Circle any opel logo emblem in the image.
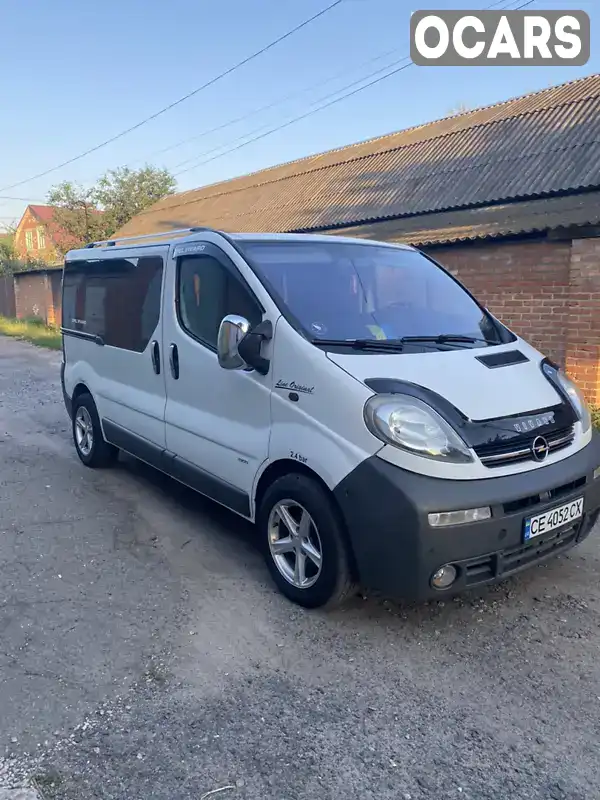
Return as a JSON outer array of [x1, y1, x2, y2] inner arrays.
[[531, 435, 550, 462]]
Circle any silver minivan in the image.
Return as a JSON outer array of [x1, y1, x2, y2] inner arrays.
[[61, 227, 600, 607]]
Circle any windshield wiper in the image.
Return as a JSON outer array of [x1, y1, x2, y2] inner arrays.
[[399, 334, 494, 346], [311, 334, 497, 352], [310, 338, 406, 351], [311, 334, 494, 351]]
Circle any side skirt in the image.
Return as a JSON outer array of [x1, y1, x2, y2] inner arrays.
[[102, 419, 251, 519]]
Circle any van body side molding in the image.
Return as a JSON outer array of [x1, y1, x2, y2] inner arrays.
[[101, 419, 251, 518]]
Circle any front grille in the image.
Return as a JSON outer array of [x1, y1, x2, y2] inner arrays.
[[503, 476, 586, 515], [502, 525, 578, 572], [475, 425, 575, 468], [464, 523, 580, 586]]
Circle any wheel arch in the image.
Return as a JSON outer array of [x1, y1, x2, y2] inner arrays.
[[254, 458, 359, 581], [72, 382, 91, 402]]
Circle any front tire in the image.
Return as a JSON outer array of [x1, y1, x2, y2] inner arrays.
[[258, 473, 354, 608], [72, 393, 118, 468]]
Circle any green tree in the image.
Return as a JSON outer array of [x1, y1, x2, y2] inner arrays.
[[47, 181, 108, 254], [47, 165, 176, 252], [94, 165, 176, 234], [0, 226, 23, 275], [0, 225, 54, 274], [0, 229, 17, 262]]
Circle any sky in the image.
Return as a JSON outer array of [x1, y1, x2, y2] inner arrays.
[[0, 0, 597, 229]]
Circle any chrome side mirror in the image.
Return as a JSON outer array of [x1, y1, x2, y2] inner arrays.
[[217, 314, 251, 370]]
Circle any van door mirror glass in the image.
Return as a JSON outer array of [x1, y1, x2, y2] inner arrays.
[[217, 314, 251, 370]]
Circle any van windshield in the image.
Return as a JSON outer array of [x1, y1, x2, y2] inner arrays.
[[239, 241, 503, 348]]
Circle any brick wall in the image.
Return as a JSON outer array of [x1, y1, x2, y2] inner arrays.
[[565, 238, 600, 403], [426, 239, 572, 368], [348, 223, 600, 403], [14, 270, 62, 326]]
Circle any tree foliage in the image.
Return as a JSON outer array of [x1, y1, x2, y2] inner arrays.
[[95, 166, 176, 234], [46, 182, 107, 251], [0, 229, 17, 262], [0, 227, 46, 275], [47, 165, 177, 252], [0, 232, 19, 275]]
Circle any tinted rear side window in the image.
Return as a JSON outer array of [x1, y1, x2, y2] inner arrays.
[[62, 255, 163, 352]]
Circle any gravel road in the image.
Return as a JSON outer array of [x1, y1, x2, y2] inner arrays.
[[1, 336, 600, 800]]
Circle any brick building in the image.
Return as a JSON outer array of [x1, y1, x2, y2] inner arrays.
[[116, 75, 600, 401], [13, 205, 77, 265]]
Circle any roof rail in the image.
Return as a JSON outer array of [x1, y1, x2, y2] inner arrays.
[[83, 226, 217, 249]]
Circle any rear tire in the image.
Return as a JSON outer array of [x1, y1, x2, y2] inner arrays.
[[72, 393, 118, 468], [258, 473, 355, 608]]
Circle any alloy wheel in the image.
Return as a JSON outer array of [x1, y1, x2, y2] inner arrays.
[[267, 499, 323, 589]]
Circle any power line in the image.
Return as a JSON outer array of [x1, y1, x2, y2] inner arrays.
[[153, 0, 533, 173], [3, 0, 534, 198], [136, 46, 405, 165], [0, 0, 345, 193], [0, 195, 45, 201], [137, 0, 527, 211], [171, 60, 413, 179], [170, 54, 411, 172], [99, 0, 531, 177], [172, 0, 533, 180]]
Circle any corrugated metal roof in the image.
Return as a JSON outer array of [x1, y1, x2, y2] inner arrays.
[[117, 75, 600, 239], [331, 192, 600, 247]]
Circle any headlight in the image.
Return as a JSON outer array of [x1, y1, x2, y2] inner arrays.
[[364, 394, 473, 463], [542, 362, 591, 433]]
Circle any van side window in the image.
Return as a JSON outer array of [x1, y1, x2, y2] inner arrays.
[[62, 255, 163, 352], [178, 254, 262, 349]]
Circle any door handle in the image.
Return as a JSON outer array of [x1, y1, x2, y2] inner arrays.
[[169, 343, 179, 380], [151, 340, 160, 375]]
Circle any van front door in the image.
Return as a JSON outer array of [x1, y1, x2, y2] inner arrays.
[[162, 242, 272, 518]]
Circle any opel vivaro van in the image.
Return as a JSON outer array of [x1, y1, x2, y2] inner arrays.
[[61, 228, 600, 607]]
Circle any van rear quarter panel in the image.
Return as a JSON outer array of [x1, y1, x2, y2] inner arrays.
[[261, 317, 382, 494], [63, 336, 166, 446], [63, 336, 94, 398]]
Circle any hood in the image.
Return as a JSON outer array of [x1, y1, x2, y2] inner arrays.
[[327, 342, 562, 421]]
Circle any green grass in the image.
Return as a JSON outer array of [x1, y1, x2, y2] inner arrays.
[[592, 405, 600, 431], [0, 316, 62, 349]]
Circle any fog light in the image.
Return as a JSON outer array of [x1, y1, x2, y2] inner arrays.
[[594, 466, 600, 481], [431, 564, 458, 590], [428, 507, 491, 527]]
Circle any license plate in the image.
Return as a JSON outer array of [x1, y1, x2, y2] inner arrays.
[[524, 497, 584, 541]]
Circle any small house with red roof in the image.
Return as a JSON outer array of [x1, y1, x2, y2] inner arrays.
[[13, 204, 79, 265]]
